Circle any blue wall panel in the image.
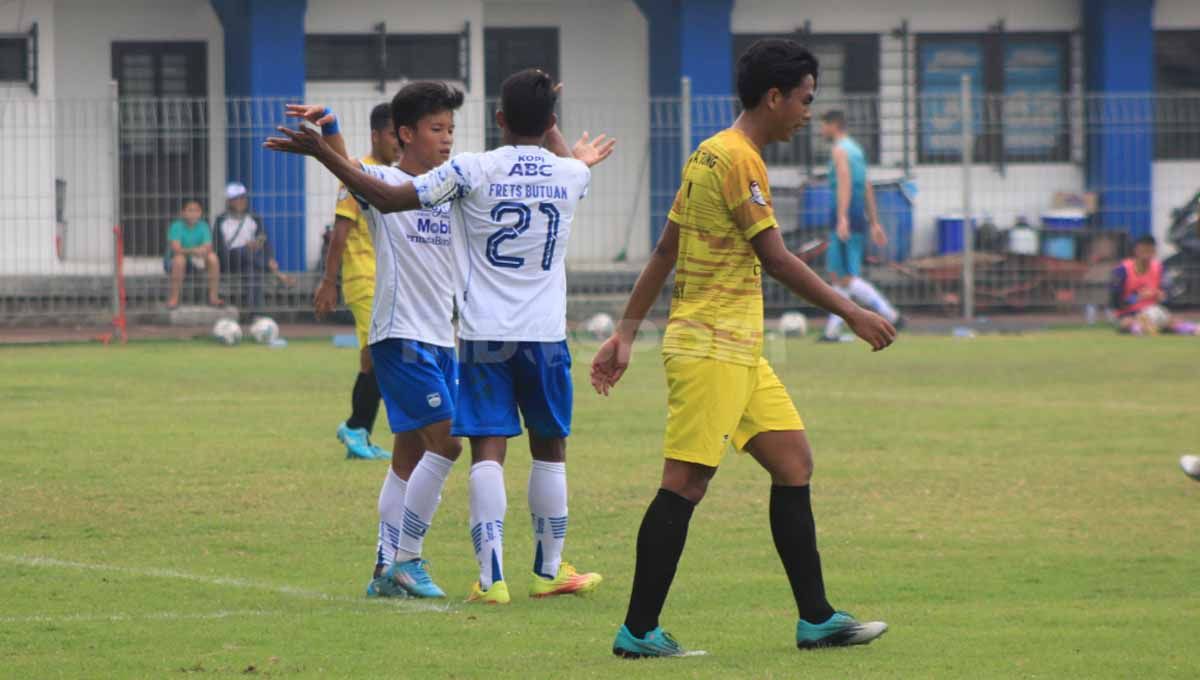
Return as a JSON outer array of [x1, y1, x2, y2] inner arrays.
[[212, 0, 308, 271]]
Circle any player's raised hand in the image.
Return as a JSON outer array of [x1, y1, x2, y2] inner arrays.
[[845, 309, 897, 352], [572, 131, 617, 168], [590, 333, 632, 396], [264, 123, 329, 158], [284, 103, 336, 127]]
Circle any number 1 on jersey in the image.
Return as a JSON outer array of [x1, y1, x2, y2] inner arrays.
[[486, 201, 560, 271]]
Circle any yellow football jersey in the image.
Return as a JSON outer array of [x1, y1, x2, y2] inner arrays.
[[663, 128, 777, 367], [333, 155, 380, 305]]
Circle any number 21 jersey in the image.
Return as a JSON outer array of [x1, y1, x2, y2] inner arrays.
[[413, 145, 591, 342]]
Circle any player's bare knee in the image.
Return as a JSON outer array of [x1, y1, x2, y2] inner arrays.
[[438, 436, 463, 461], [470, 436, 507, 465], [784, 456, 814, 486], [661, 460, 715, 504], [529, 435, 566, 463]]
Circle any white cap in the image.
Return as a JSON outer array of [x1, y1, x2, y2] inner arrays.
[[225, 182, 248, 200]]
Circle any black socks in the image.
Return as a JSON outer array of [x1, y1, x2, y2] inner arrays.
[[623, 489, 696, 638], [346, 372, 382, 434], [770, 484, 835, 624]]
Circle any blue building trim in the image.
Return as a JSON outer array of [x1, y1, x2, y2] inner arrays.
[[679, 0, 733, 98], [1083, 0, 1154, 239], [211, 0, 308, 271], [636, 0, 734, 246]]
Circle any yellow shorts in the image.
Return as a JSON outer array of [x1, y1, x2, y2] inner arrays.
[[662, 354, 804, 468], [348, 297, 373, 349]]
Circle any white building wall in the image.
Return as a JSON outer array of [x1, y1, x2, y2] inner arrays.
[[303, 0, 486, 269], [484, 0, 650, 263], [1155, 0, 1200, 28], [0, 0, 57, 276], [734, 0, 1086, 256], [1153, 0, 1200, 253], [52, 0, 223, 270]]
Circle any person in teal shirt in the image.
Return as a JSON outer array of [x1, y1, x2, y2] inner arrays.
[[165, 199, 222, 308], [818, 110, 903, 341]]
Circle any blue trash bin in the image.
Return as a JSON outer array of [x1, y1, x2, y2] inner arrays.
[[938, 215, 977, 255], [801, 182, 832, 231], [874, 181, 914, 262]]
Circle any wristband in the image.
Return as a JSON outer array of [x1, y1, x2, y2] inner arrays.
[[321, 108, 340, 136]]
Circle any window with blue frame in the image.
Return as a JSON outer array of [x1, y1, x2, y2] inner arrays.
[[1155, 30, 1200, 160], [917, 33, 1070, 164]]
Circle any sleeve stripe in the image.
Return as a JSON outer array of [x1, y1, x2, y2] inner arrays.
[[743, 217, 777, 240]]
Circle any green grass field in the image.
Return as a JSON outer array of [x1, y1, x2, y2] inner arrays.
[[2, 331, 1198, 678]]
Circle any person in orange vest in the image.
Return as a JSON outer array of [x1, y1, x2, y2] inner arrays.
[[1109, 235, 1197, 335]]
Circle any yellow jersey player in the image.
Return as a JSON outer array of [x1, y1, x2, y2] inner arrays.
[[592, 39, 896, 658], [314, 103, 399, 460]]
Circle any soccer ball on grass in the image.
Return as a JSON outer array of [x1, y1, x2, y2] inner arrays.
[[779, 311, 808, 337], [212, 318, 243, 346], [249, 316, 280, 345], [583, 312, 615, 340]]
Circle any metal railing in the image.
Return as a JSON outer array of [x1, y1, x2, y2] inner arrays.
[[2, 84, 1198, 327]]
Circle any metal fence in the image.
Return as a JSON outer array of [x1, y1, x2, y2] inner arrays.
[[2, 83, 1199, 328]]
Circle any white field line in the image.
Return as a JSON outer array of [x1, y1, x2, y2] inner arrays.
[[0, 554, 456, 618], [0, 609, 280, 625]]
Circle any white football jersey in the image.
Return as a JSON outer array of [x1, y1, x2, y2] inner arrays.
[[413, 146, 590, 342], [354, 165, 456, 348]]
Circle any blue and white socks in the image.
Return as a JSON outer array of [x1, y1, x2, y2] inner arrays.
[[375, 468, 407, 572], [824, 278, 899, 339], [847, 277, 898, 322], [529, 460, 568, 579], [395, 452, 454, 563], [823, 285, 852, 339], [469, 461, 507, 589]]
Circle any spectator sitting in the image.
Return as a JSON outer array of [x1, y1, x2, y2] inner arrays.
[[213, 181, 296, 308], [1110, 234, 1198, 336], [165, 199, 222, 309]]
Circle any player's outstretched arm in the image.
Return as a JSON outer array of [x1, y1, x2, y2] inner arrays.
[[542, 84, 617, 167], [284, 104, 351, 161], [570, 131, 616, 167], [264, 123, 420, 213], [751, 227, 896, 351], [591, 221, 680, 395], [543, 125, 615, 168]]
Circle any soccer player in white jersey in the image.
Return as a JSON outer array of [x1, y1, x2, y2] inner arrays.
[[268, 69, 615, 604], [284, 82, 466, 599]]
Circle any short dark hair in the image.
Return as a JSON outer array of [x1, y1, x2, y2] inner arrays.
[[369, 102, 392, 131], [736, 39, 819, 109], [181, 199, 202, 209], [821, 110, 846, 128], [500, 68, 557, 137], [390, 81, 465, 145], [1136, 234, 1157, 247]]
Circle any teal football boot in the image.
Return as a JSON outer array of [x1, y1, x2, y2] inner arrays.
[[337, 422, 376, 460], [796, 611, 888, 649], [385, 558, 447, 598], [612, 625, 691, 659]]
